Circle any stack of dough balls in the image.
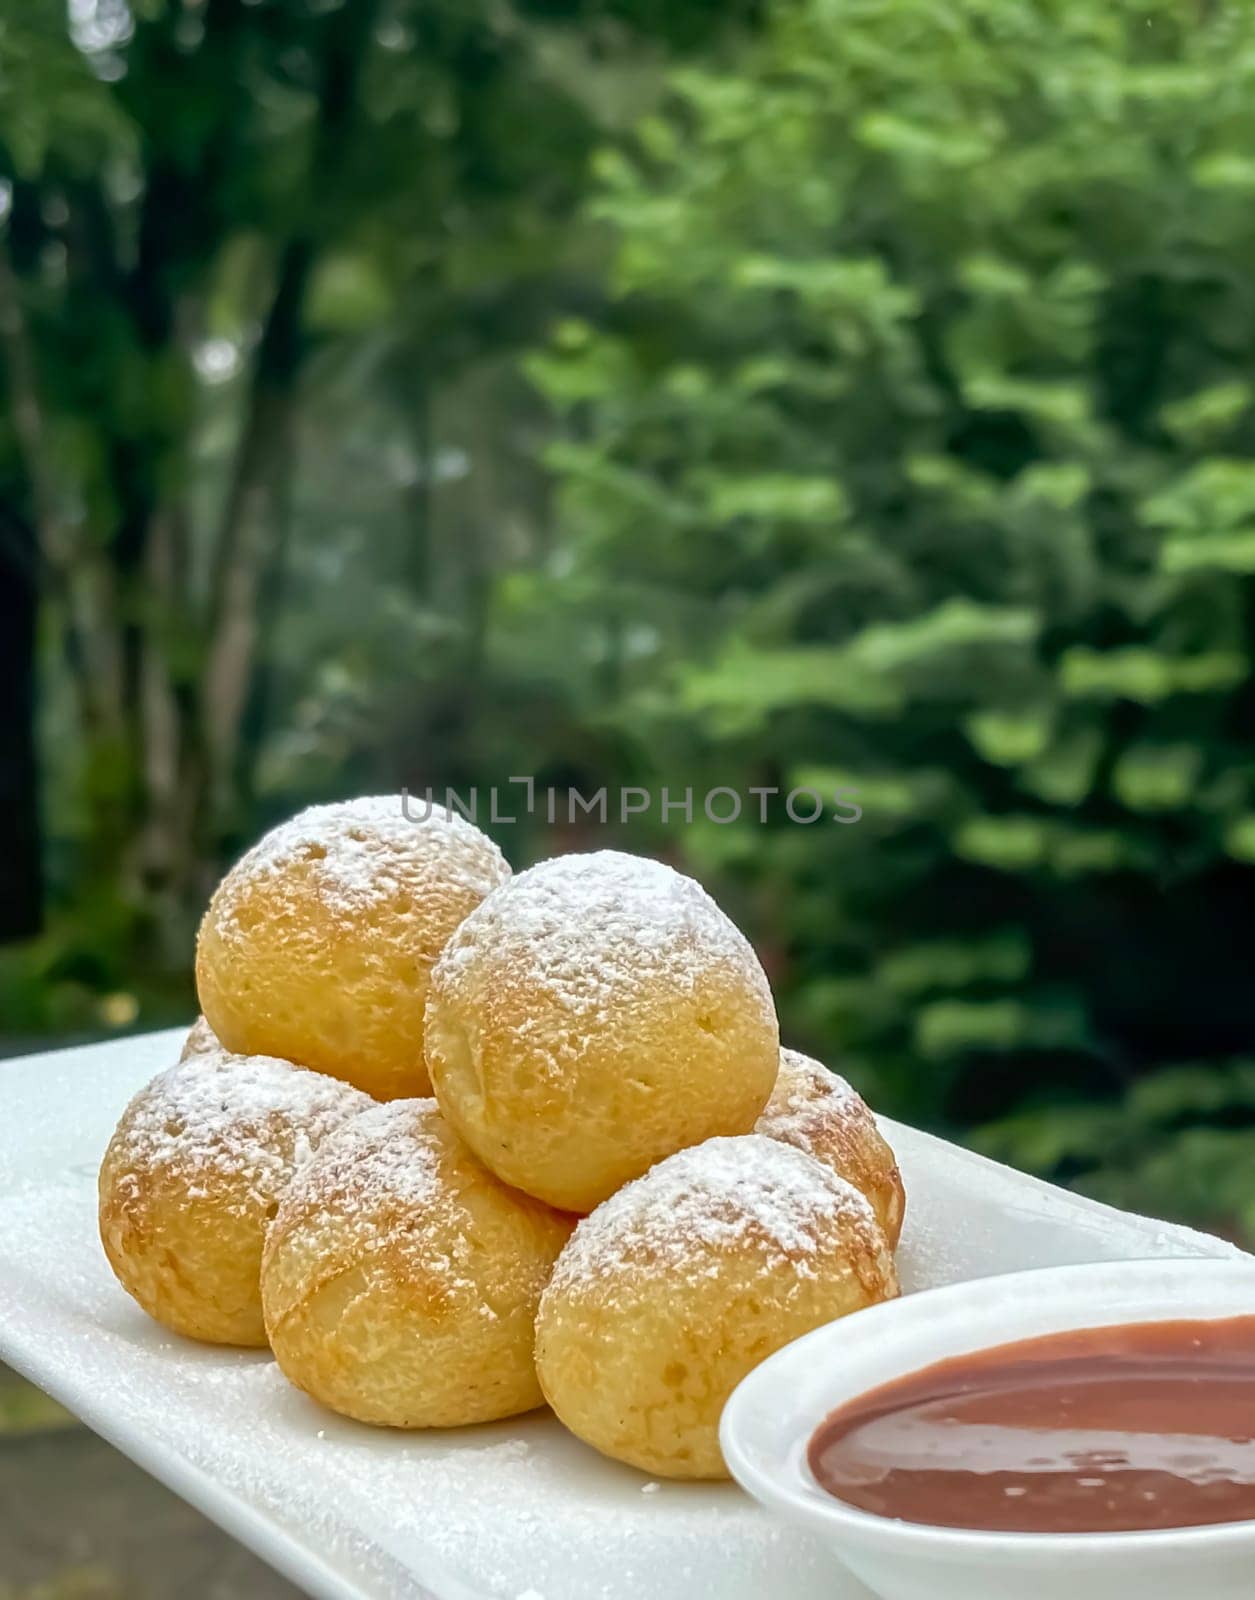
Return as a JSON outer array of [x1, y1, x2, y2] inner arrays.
[[99, 802, 906, 1475]]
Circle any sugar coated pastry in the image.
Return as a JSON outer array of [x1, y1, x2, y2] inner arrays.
[[755, 1048, 905, 1246], [261, 1099, 575, 1428], [424, 850, 779, 1212], [99, 1053, 373, 1346], [179, 1014, 221, 1060], [196, 796, 511, 1100], [534, 1134, 898, 1479]]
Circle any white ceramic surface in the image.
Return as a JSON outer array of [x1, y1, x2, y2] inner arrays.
[[722, 1258, 1255, 1600], [0, 1028, 1244, 1600]]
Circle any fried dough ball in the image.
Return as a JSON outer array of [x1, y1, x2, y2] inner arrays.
[[98, 1054, 373, 1346], [755, 1048, 905, 1247], [260, 1100, 574, 1428], [196, 796, 511, 1101], [179, 1014, 221, 1060], [425, 851, 779, 1212], [535, 1135, 898, 1479]]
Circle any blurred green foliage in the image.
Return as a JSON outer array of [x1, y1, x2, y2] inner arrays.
[[525, 0, 1255, 1237], [3, 0, 1255, 1241], [0, 0, 756, 1038]]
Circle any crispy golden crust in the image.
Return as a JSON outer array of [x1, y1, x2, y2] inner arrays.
[[98, 1054, 372, 1346], [755, 1048, 905, 1247], [425, 851, 780, 1212], [196, 797, 510, 1101], [260, 1100, 574, 1428], [534, 1136, 899, 1479]]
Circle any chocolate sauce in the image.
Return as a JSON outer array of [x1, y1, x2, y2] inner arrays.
[[808, 1315, 1255, 1533]]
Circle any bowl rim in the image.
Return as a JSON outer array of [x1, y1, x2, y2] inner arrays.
[[720, 1254, 1255, 1560]]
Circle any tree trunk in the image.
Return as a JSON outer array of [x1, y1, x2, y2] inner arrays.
[[0, 236, 125, 748], [0, 505, 42, 941], [200, 0, 382, 838], [202, 238, 312, 822]]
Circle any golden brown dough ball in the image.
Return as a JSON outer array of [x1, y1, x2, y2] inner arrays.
[[425, 850, 779, 1212], [535, 1134, 898, 1480], [179, 1014, 221, 1060], [260, 1099, 574, 1428], [755, 1048, 905, 1246], [99, 1054, 373, 1346], [196, 796, 510, 1101]]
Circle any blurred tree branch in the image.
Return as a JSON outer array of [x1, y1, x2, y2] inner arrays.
[[0, 233, 125, 745], [204, 0, 382, 814], [0, 501, 41, 940]]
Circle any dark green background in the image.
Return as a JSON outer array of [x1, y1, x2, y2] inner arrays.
[[7, 0, 1255, 1236]]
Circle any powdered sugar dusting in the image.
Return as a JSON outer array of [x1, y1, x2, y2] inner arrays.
[[210, 795, 510, 936], [545, 1135, 876, 1302], [433, 850, 772, 1024], [267, 1099, 489, 1306], [272, 1098, 443, 1237], [105, 1054, 373, 1215], [755, 1048, 861, 1146], [179, 1014, 221, 1060]]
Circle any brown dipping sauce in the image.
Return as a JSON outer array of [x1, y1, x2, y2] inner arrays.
[[809, 1315, 1255, 1534]]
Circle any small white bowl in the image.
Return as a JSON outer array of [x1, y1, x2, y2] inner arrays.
[[721, 1256, 1255, 1600]]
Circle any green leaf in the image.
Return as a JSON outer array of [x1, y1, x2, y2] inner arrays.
[[915, 996, 1088, 1060], [1111, 744, 1203, 812], [1019, 728, 1104, 806], [1159, 383, 1252, 443], [1162, 534, 1255, 576], [1059, 648, 1244, 702], [877, 931, 1033, 995], [1224, 816, 1255, 863], [699, 474, 850, 524], [305, 254, 395, 332], [964, 707, 1054, 766], [953, 815, 1050, 870]]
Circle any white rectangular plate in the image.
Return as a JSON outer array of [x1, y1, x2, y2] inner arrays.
[[0, 1029, 1241, 1600]]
